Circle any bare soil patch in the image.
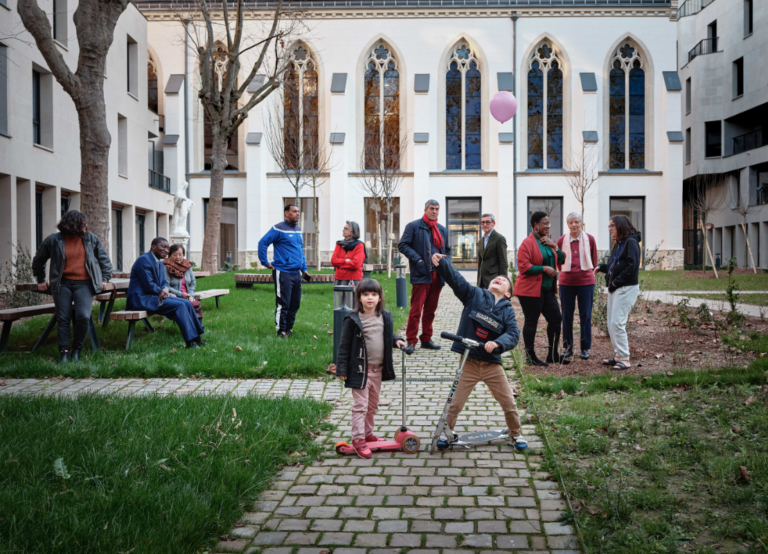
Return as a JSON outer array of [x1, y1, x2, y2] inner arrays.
[[681, 268, 757, 279]]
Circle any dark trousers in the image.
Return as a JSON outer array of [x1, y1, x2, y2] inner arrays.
[[517, 290, 562, 352], [406, 270, 443, 344], [52, 278, 95, 352], [274, 270, 302, 332], [155, 296, 204, 343], [559, 284, 594, 351]]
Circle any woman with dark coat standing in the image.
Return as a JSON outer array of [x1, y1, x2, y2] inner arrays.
[[164, 244, 204, 325], [594, 215, 642, 370], [513, 211, 569, 367], [556, 212, 598, 360], [32, 210, 112, 363]]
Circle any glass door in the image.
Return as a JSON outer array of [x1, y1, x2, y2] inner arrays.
[[610, 196, 645, 267], [446, 198, 481, 269]]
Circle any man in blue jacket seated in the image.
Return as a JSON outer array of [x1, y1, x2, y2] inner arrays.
[[431, 252, 527, 450], [258, 204, 311, 338], [127, 238, 205, 348]]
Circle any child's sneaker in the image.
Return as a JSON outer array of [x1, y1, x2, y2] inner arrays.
[[512, 435, 528, 451], [365, 434, 384, 442], [351, 439, 372, 459]]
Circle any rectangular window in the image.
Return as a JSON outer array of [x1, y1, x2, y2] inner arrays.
[[32, 70, 41, 144], [705, 121, 722, 158], [527, 197, 563, 240], [61, 194, 70, 217], [135, 212, 145, 258], [733, 58, 744, 98], [745, 0, 753, 36], [203, 199, 238, 269], [364, 197, 401, 266], [32, 68, 53, 148], [35, 187, 43, 249], [447, 198, 481, 269], [685, 78, 691, 114], [0, 43, 7, 136], [127, 35, 138, 96], [610, 197, 645, 266], [118, 114, 128, 176], [707, 20, 718, 52], [686, 128, 692, 163], [281, 197, 319, 265], [53, 0, 67, 44], [111, 207, 123, 271]]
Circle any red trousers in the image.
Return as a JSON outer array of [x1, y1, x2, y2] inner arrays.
[[406, 270, 443, 344]]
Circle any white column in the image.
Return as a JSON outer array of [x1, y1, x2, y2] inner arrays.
[[16, 178, 34, 253], [329, 81, 348, 243], [245, 103, 267, 268], [0, 175, 17, 266], [664, 87, 684, 269], [497, 133, 515, 264], [163, 75, 186, 194], [413, 77, 431, 220], [582, 88, 600, 239]]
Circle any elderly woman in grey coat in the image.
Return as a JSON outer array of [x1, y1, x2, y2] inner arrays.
[[163, 244, 203, 324]]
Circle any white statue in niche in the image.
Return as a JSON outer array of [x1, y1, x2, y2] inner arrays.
[[171, 180, 194, 238]]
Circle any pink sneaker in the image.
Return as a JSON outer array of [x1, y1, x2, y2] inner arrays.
[[365, 434, 384, 443], [351, 439, 372, 459]]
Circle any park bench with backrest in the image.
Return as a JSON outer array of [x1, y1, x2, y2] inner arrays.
[[194, 289, 229, 308], [234, 273, 334, 288]]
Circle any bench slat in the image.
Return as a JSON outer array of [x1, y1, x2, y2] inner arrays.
[[233, 274, 334, 284], [110, 310, 147, 321], [194, 289, 230, 300], [0, 304, 57, 321]]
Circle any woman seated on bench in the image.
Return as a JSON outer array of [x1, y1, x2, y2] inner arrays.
[[32, 210, 112, 363], [163, 244, 203, 328]]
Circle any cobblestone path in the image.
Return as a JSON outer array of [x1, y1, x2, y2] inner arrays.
[[0, 285, 579, 554]]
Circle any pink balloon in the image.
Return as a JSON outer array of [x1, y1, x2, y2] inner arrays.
[[490, 91, 518, 123]]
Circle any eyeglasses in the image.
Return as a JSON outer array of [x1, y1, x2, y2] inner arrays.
[[608, 224, 616, 228], [480, 221, 493, 226]]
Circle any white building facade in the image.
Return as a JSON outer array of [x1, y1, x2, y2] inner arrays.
[[678, 0, 767, 269], [0, 0, 171, 273]]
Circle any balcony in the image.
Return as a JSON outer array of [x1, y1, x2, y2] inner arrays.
[[149, 169, 171, 193], [678, 0, 714, 18], [733, 129, 766, 156], [688, 37, 718, 63]]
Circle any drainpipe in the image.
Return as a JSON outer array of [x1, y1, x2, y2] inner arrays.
[[511, 12, 518, 259], [184, 19, 191, 249]]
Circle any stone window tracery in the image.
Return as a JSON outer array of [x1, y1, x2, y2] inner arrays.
[[284, 44, 319, 170], [609, 41, 645, 169], [446, 42, 481, 170], [527, 41, 563, 169], [364, 42, 400, 170]]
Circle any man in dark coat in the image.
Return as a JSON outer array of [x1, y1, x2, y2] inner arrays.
[[126, 238, 205, 348], [477, 213, 509, 290], [397, 199, 449, 354]]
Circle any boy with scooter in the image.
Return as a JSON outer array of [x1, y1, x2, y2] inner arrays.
[[431, 253, 527, 451]]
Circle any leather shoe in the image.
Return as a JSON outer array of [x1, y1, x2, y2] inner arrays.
[[402, 343, 415, 355], [562, 347, 573, 358], [186, 340, 200, 349], [421, 340, 441, 350], [196, 337, 207, 346], [581, 350, 590, 360], [71, 349, 81, 361], [59, 351, 71, 364]]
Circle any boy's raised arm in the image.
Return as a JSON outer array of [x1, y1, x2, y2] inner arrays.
[[434, 255, 474, 305]]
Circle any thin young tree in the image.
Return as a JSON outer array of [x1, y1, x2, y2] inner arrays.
[[563, 140, 599, 225], [17, 0, 131, 244], [358, 132, 410, 277], [263, 91, 308, 206], [175, 0, 304, 272], [303, 118, 334, 271], [731, 178, 759, 273], [688, 171, 728, 277]]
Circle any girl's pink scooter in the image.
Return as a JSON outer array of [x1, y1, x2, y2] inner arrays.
[[335, 348, 421, 455]]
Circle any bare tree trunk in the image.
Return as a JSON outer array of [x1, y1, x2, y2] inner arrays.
[[385, 199, 393, 278], [201, 127, 228, 272], [740, 221, 758, 274], [701, 216, 719, 278], [314, 189, 320, 271]]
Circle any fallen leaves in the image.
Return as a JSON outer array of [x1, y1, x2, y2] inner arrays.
[[235, 346, 242, 352], [557, 390, 566, 399], [739, 466, 750, 482], [745, 396, 755, 406]]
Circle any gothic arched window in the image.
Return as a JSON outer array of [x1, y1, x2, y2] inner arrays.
[[527, 42, 563, 169], [203, 45, 238, 170], [609, 42, 645, 169], [446, 42, 481, 170], [284, 45, 319, 170], [148, 54, 158, 114], [364, 43, 400, 170]]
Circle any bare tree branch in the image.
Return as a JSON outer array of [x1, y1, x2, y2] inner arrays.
[[562, 139, 598, 225], [688, 171, 728, 277], [730, 175, 759, 273]]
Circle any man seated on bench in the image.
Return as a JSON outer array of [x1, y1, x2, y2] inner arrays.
[[127, 238, 205, 349]]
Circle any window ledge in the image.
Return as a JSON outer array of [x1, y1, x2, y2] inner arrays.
[[430, 170, 497, 176], [518, 169, 579, 176], [733, 94, 744, 101], [33, 143, 54, 153], [54, 39, 68, 51], [704, 156, 722, 159], [127, 91, 139, 101], [744, 33, 753, 39], [686, 110, 691, 115], [118, 173, 128, 179], [0, 131, 11, 139], [0, 3, 10, 10], [598, 169, 663, 176]]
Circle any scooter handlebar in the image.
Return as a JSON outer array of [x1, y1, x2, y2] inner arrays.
[[440, 332, 484, 348]]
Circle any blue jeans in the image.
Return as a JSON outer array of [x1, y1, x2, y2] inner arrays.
[[559, 284, 594, 351]]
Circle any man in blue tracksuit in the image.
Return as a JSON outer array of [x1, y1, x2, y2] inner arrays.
[[258, 204, 311, 338]]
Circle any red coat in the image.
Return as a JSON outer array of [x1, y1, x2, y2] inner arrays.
[[513, 233, 559, 297], [331, 243, 365, 281]]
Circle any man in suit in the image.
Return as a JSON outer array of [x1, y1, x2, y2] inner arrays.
[[127, 237, 205, 348], [397, 199, 449, 354], [477, 213, 509, 290]]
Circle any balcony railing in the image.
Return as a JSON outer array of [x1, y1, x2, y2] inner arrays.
[[732, 129, 766, 156], [688, 37, 718, 63], [135, 0, 670, 8], [678, 0, 714, 18], [149, 169, 171, 193]]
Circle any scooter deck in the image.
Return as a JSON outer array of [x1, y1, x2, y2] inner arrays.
[[437, 429, 509, 450]]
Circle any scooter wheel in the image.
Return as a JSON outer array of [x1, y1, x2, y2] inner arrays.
[[436, 440, 450, 451], [401, 435, 421, 454], [335, 441, 350, 456]]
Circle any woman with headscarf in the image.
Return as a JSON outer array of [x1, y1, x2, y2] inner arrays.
[[331, 221, 366, 287], [163, 244, 204, 326]]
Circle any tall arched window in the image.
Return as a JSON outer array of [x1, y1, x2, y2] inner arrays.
[[527, 42, 563, 169], [609, 42, 645, 169], [446, 42, 481, 170], [364, 43, 400, 170], [148, 54, 158, 114], [284, 45, 319, 170]]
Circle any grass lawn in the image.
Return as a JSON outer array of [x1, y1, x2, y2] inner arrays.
[[685, 292, 768, 307], [640, 270, 768, 291], [0, 270, 409, 380], [0, 393, 330, 554], [524, 360, 768, 553]]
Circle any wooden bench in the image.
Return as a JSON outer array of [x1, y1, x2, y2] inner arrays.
[[234, 273, 334, 288], [94, 290, 127, 326], [110, 310, 155, 350], [194, 289, 229, 308], [0, 304, 102, 354], [113, 271, 210, 279]]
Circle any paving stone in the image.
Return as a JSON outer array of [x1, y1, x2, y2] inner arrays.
[[544, 522, 575, 535], [355, 495, 385, 506], [262, 548, 293, 554], [372, 507, 401, 519], [495, 508, 526, 520], [465, 507, 496, 520], [478, 520, 507, 533], [310, 520, 343, 532], [229, 525, 259, 539], [386, 495, 414, 506], [318, 532, 354, 546], [288, 485, 318, 495], [216, 539, 250, 551], [333, 549, 367, 554], [252, 532, 288, 545], [496, 535, 530, 549], [416, 497, 444, 507], [253, 501, 278, 511], [426, 534, 457, 548], [506, 497, 537, 507], [316, 485, 346, 495], [462, 486, 489, 496], [510, 520, 541, 534], [324, 496, 354, 506], [477, 495, 504, 506], [347, 485, 376, 495], [339, 507, 370, 518], [389, 533, 423, 547], [402, 507, 433, 519], [378, 520, 408, 532], [540, 499, 568, 510], [548, 535, 579, 549], [530, 536, 547, 549], [277, 519, 310, 531], [462, 534, 493, 548], [354, 534, 389, 547], [411, 521, 442, 532], [305, 507, 339, 519], [369, 549, 401, 554], [241, 512, 270, 525], [285, 532, 319, 545], [295, 497, 325, 507], [434, 508, 463, 520], [344, 520, 375, 532]]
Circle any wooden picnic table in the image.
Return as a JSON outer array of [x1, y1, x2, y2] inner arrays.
[[111, 271, 211, 279]]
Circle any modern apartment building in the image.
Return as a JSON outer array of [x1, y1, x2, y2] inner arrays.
[[679, 0, 767, 268], [0, 0, 173, 272]]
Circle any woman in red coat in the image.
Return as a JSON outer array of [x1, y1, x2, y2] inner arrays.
[[331, 221, 366, 294], [512, 211, 568, 367]]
